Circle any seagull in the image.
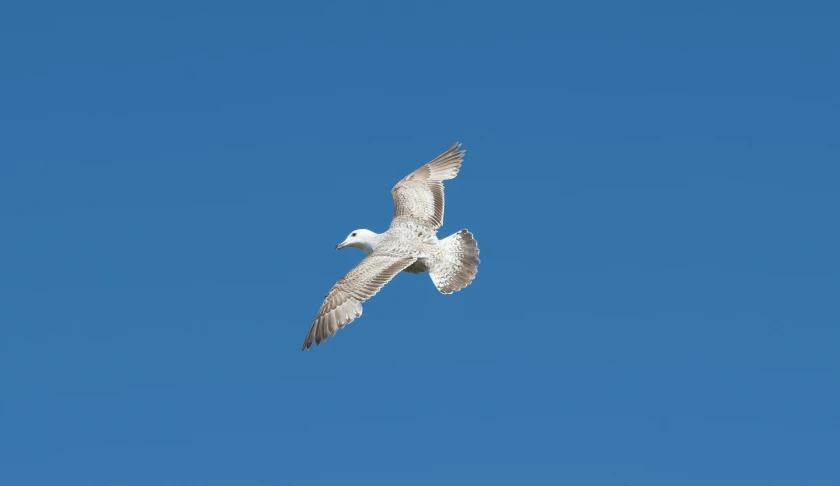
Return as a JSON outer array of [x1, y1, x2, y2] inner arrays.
[[302, 143, 480, 350]]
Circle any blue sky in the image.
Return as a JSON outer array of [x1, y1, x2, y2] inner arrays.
[[1, 1, 838, 485]]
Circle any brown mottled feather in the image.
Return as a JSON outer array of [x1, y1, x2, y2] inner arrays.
[[302, 254, 416, 350], [391, 142, 464, 229]]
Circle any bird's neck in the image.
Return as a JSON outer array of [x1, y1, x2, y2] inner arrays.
[[355, 234, 379, 256]]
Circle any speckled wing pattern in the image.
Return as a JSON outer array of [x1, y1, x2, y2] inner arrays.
[[302, 253, 416, 350], [391, 142, 464, 229]]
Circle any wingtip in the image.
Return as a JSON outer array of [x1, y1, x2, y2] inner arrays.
[[302, 335, 315, 351]]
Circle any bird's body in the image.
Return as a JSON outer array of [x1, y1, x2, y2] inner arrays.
[[302, 143, 480, 350]]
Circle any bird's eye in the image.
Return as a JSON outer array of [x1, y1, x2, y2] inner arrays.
[[351, 232, 356, 237]]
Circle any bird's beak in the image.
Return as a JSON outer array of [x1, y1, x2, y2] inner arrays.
[[336, 241, 346, 250]]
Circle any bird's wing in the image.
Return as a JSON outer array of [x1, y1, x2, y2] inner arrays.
[[391, 143, 464, 229], [302, 253, 417, 350]]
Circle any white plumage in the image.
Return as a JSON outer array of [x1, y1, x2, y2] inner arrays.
[[302, 143, 481, 350]]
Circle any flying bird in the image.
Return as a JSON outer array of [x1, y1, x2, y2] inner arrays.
[[302, 143, 480, 350]]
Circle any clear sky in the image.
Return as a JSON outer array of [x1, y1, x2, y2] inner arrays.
[[1, 1, 838, 485]]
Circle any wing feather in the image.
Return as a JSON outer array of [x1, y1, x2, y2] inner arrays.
[[391, 143, 464, 229], [302, 253, 416, 350]]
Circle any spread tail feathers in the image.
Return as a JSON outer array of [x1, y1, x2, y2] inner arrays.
[[430, 230, 480, 294]]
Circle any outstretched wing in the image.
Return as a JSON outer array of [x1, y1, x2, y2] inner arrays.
[[302, 253, 416, 350], [391, 142, 464, 229]]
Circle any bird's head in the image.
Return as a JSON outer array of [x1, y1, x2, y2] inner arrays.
[[336, 229, 378, 255]]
